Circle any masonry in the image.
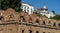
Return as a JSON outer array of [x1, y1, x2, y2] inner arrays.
[[0, 8, 60, 33]]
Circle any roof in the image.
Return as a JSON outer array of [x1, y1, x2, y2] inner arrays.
[[22, 2, 34, 6]]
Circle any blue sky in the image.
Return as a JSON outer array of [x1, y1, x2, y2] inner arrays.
[[22, 0, 60, 14]]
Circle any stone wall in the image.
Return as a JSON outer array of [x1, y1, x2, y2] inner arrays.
[[0, 8, 60, 33]]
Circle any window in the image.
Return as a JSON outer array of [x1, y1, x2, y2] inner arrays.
[[22, 30, 24, 33], [43, 32, 45, 33], [24, 6, 26, 11], [23, 18, 25, 22], [58, 23, 60, 27], [29, 30, 32, 33], [31, 9, 32, 14], [36, 31, 39, 33], [43, 21, 45, 25], [36, 19, 39, 23], [20, 16, 25, 22], [0, 16, 3, 20], [53, 22, 56, 26], [27, 7, 29, 13]]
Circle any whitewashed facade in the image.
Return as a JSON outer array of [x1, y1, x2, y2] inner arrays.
[[40, 5, 55, 18], [21, 3, 34, 15]]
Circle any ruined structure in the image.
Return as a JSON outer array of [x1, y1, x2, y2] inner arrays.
[[0, 8, 60, 33]]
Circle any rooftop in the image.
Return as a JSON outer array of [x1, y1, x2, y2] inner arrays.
[[22, 2, 34, 6]]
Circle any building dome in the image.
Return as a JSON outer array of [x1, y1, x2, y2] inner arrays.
[[43, 4, 47, 9], [41, 4, 48, 11]]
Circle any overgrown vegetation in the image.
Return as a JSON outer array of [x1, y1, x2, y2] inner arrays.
[[0, 0, 22, 12], [50, 15, 60, 20], [36, 12, 42, 17]]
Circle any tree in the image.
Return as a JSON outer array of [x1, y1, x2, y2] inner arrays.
[[0, 0, 4, 3], [50, 15, 60, 20], [36, 12, 42, 17], [52, 10, 55, 14], [0, 0, 22, 12], [0, 0, 4, 9]]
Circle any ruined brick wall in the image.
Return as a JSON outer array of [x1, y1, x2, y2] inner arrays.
[[0, 8, 60, 33]]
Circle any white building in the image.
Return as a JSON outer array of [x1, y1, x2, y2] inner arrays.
[[40, 4, 48, 15], [21, 2, 34, 15], [39, 4, 55, 18]]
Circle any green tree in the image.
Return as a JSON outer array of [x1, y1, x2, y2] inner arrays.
[[0, 0, 22, 12], [0, 0, 3, 3], [0, 0, 4, 9], [52, 10, 55, 14], [37, 12, 42, 17], [50, 15, 60, 20]]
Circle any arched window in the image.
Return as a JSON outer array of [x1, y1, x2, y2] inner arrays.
[[53, 22, 56, 26], [0, 16, 3, 20], [43, 32, 45, 33], [23, 18, 25, 22], [36, 19, 39, 23], [31, 8, 33, 14], [36, 31, 39, 33], [27, 7, 29, 13], [24, 6, 26, 11], [43, 21, 45, 25], [58, 23, 60, 27], [22, 30, 24, 33], [20, 16, 25, 22], [29, 30, 32, 33]]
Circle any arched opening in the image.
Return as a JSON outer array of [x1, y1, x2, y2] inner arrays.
[[43, 21, 45, 25], [29, 30, 32, 33], [58, 23, 60, 27], [53, 22, 56, 27], [22, 30, 24, 33], [36, 31, 39, 33], [36, 19, 39, 23], [20, 16, 25, 22], [0, 16, 3, 20]]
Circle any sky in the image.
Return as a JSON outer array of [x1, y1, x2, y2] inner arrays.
[[22, 0, 60, 14]]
